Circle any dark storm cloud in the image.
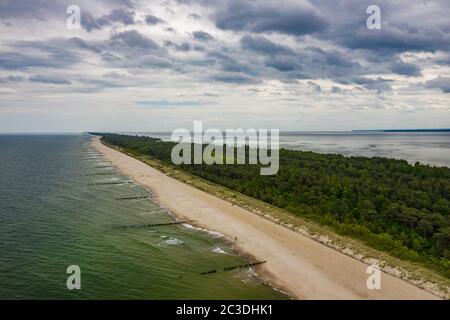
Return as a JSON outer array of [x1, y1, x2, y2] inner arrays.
[[214, 0, 328, 35], [206, 0, 450, 58], [103, 8, 135, 25], [192, 31, 214, 42], [5, 32, 169, 77], [0, 1, 137, 31], [240, 35, 294, 55], [69, 38, 102, 53], [1, 38, 84, 71], [131, 56, 174, 69], [390, 61, 422, 77], [324, 50, 356, 68], [219, 59, 254, 74], [335, 26, 450, 53], [211, 72, 260, 84], [100, 52, 122, 62], [338, 77, 392, 93], [195, 39, 363, 84], [0, 75, 25, 83], [312, 0, 450, 54], [204, 50, 256, 75], [110, 30, 160, 49], [265, 55, 300, 72], [0, 50, 79, 70], [145, 15, 166, 25], [164, 40, 191, 52], [169, 0, 449, 87], [0, 0, 66, 18], [82, 8, 136, 32], [208, 51, 235, 62], [424, 77, 450, 93], [0, 52, 48, 69], [0, 0, 136, 18], [258, 46, 360, 80], [29, 74, 71, 85]]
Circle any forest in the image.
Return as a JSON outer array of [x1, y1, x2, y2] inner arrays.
[[94, 133, 450, 277]]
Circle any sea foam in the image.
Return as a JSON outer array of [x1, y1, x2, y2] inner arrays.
[[182, 223, 223, 238]]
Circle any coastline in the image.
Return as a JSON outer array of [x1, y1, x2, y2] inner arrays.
[[91, 136, 439, 300]]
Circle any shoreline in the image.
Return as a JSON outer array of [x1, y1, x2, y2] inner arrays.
[[91, 137, 439, 300]]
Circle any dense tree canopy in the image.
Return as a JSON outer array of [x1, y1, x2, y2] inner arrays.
[[96, 133, 450, 276]]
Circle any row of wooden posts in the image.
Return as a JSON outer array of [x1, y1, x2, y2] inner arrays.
[[85, 160, 267, 276]]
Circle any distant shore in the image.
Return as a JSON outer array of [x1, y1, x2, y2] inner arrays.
[[92, 137, 439, 300], [352, 129, 450, 133]]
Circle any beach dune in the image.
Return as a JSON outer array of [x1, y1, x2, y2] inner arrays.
[[92, 137, 438, 300]]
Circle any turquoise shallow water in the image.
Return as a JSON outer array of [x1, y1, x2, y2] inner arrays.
[[0, 135, 285, 299]]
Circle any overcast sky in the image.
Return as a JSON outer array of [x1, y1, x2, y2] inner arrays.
[[0, 0, 449, 132]]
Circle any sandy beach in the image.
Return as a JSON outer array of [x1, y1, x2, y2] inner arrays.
[[92, 137, 438, 300]]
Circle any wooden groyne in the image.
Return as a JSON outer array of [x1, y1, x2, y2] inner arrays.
[[88, 181, 132, 186], [200, 260, 267, 275], [115, 196, 149, 200], [83, 172, 118, 176], [114, 221, 186, 229]]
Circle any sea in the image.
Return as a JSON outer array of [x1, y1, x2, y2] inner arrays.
[[0, 135, 285, 299]]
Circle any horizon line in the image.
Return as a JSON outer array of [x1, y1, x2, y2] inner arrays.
[[1, 128, 450, 135]]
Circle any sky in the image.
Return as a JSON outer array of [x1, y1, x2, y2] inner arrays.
[[0, 0, 449, 133]]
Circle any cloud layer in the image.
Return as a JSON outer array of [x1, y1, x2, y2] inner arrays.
[[0, 0, 449, 132]]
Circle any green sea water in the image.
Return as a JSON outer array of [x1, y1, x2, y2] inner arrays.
[[0, 135, 285, 299]]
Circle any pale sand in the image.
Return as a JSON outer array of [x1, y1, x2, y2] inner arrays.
[[92, 137, 438, 300]]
